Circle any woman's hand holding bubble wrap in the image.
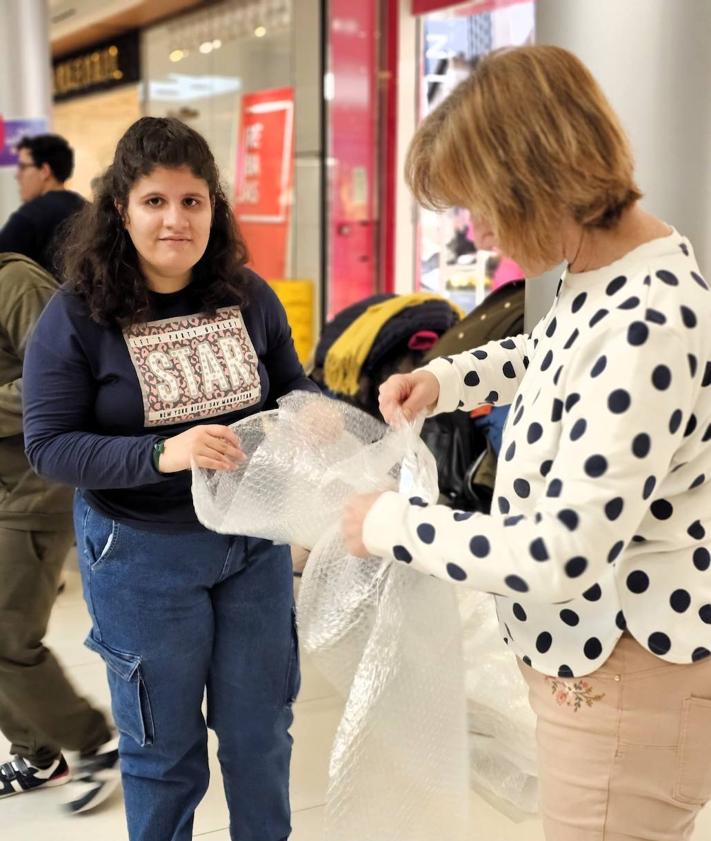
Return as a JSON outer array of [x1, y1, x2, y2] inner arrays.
[[378, 369, 440, 425], [161, 424, 246, 473], [342, 492, 383, 558]]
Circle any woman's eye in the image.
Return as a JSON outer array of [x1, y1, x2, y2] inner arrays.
[[183, 197, 200, 207], [146, 197, 163, 207]]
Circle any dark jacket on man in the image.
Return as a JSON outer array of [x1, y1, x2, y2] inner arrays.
[[0, 191, 85, 274]]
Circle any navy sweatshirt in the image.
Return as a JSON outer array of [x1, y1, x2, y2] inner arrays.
[[22, 271, 318, 531]]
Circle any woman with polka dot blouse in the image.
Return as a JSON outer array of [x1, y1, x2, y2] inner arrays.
[[342, 46, 711, 841]]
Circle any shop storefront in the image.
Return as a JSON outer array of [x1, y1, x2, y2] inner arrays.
[[410, 0, 535, 312], [322, 0, 536, 320], [52, 30, 143, 198]]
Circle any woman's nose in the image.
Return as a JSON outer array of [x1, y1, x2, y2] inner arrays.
[[164, 203, 187, 227]]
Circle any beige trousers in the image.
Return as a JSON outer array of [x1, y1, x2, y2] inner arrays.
[[520, 634, 711, 841]]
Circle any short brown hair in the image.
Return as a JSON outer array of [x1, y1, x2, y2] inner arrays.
[[406, 46, 642, 268]]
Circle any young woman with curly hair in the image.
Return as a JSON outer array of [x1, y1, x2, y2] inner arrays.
[[23, 117, 316, 840]]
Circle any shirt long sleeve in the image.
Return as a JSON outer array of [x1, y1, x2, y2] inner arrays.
[[361, 232, 711, 677], [22, 296, 165, 489], [364, 319, 694, 603], [424, 326, 540, 415]]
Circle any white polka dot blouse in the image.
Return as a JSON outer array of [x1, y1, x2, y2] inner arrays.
[[363, 230, 711, 677]]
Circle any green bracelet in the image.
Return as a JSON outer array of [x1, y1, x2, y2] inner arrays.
[[152, 439, 166, 471]]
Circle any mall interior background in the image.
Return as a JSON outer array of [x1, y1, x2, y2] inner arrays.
[[1, 0, 709, 365]]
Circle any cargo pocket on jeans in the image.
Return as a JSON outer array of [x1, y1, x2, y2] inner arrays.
[[283, 608, 301, 706], [673, 696, 711, 805], [85, 634, 155, 747]]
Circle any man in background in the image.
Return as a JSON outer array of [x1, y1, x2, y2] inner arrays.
[[0, 252, 118, 813], [0, 134, 85, 274]]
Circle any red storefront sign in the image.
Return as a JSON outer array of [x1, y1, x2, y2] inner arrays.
[[234, 87, 294, 278]]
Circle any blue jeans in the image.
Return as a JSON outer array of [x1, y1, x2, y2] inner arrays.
[[74, 493, 299, 841]]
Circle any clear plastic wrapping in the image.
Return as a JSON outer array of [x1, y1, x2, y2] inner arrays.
[[459, 589, 539, 813], [192, 392, 537, 834]]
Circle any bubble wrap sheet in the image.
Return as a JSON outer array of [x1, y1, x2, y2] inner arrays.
[[459, 590, 539, 813], [192, 393, 537, 835]]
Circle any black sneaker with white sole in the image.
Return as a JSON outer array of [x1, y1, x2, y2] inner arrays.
[[0, 754, 71, 797], [64, 737, 120, 814]]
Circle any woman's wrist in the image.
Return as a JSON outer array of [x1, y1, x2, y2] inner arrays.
[[152, 439, 166, 472]]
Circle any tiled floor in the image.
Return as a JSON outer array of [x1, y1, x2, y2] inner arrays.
[[3, 552, 710, 840]]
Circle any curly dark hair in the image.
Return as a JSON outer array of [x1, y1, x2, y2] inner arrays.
[[60, 117, 250, 326]]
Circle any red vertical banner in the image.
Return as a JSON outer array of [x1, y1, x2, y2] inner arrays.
[[234, 87, 294, 279]]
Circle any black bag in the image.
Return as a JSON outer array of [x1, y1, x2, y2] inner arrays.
[[420, 281, 525, 513]]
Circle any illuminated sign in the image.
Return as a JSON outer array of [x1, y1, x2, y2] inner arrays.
[[53, 31, 140, 102]]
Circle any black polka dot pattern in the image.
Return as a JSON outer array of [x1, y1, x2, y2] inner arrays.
[[470, 536, 490, 557], [513, 603, 527, 622], [589, 308, 609, 328], [582, 583, 602, 601], [628, 322, 649, 346], [572, 292, 587, 313], [416, 524, 435, 544], [650, 499, 673, 520], [591, 356, 607, 378], [632, 433, 651, 458], [585, 455, 608, 477], [464, 370, 480, 387], [536, 632, 552, 653], [605, 497, 624, 520], [396, 249, 711, 677], [446, 563, 467, 581], [693, 548, 710, 571], [584, 637, 602, 659], [505, 575, 529, 593], [670, 589, 691, 612], [570, 419, 587, 441], [656, 270, 678, 286], [606, 276, 627, 296], [558, 509, 579, 531], [393, 545, 412, 563], [646, 308, 666, 325], [565, 556, 587, 578], [608, 389, 631, 413], [529, 538, 549, 562], [652, 365, 671, 390], [627, 571, 650, 593], [648, 632, 672, 655]]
